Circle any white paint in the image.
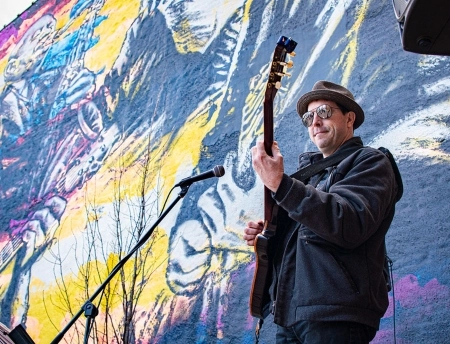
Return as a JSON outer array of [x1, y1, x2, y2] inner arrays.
[[369, 100, 450, 163], [283, 0, 356, 110], [158, 0, 247, 53]]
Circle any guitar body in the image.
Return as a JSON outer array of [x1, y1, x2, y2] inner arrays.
[[250, 232, 272, 318], [249, 36, 297, 319]]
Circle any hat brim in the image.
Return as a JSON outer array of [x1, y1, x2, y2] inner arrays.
[[297, 90, 365, 129]]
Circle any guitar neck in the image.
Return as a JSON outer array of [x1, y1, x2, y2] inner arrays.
[[261, 36, 296, 236], [263, 93, 276, 234], [263, 90, 276, 156]]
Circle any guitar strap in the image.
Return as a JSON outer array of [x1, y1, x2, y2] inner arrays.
[[289, 145, 361, 182], [264, 146, 360, 240], [290, 145, 403, 202]]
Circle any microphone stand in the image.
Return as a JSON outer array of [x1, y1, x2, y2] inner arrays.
[[48, 184, 191, 344]]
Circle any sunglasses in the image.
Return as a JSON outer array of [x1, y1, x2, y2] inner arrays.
[[301, 104, 341, 127]]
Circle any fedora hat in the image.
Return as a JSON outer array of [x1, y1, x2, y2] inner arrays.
[[296, 80, 364, 129]]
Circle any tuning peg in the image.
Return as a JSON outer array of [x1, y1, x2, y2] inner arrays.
[[276, 72, 291, 78], [279, 61, 294, 68], [288, 51, 296, 57]]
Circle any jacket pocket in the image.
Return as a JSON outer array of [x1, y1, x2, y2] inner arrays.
[[328, 251, 360, 294]]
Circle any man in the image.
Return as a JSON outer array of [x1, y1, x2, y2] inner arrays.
[[0, 12, 99, 327], [244, 81, 399, 343]]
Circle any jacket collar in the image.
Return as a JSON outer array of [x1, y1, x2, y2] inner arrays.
[[310, 136, 363, 164]]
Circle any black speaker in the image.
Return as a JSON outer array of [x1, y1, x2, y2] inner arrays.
[[392, 0, 450, 55]]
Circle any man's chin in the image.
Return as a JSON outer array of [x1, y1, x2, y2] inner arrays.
[[314, 136, 329, 147]]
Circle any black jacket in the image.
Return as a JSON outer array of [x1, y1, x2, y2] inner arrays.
[[270, 137, 399, 330]]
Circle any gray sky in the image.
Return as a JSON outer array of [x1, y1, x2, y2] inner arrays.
[[0, 1, 34, 28]]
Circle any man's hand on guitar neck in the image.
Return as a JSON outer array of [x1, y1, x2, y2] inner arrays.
[[251, 140, 285, 192], [243, 220, 264, 246]]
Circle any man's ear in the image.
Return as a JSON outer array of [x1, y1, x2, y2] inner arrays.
[[347, 111, 356, 128]]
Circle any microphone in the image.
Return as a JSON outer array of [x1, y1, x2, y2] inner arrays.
[[175, 165, 225, 187]]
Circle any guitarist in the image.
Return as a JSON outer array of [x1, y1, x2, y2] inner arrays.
[[244, 81, 401, 343]]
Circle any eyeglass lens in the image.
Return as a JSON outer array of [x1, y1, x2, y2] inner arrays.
[[302, 104, 332, 127]]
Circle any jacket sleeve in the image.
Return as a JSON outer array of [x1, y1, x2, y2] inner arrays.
[[273, 148, 398, 249]]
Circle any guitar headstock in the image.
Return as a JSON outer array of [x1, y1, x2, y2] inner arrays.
[[266, 36, 297, 92], [263, 36, 297, 155]]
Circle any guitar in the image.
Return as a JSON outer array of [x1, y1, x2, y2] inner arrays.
[[249, 36, 297, 319], [0, 235, 23, 272], [0, 234, 23, 298]]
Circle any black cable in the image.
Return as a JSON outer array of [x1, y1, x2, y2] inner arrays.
[[159, 186, 176, 216], [387, 256, 396, 344], [255, 318, 264, 344]]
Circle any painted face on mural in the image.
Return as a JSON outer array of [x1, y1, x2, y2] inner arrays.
[[4, 15, 56, 82], [159, 0, 247, 53]]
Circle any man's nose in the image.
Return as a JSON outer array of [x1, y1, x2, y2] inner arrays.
[[312, 112, 323, 126]]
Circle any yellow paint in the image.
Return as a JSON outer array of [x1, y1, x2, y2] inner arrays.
[[159, 103, 221, 187], [0, 59, 7, 76], [85, 0, 141, 84], [53, 1, 78, 30], [171, 18, 207, 54], [405, 137, 450, 163], [242, 66, 266, 138], [28, 227, 172, 343], [334, 0, 370, 86], [243, 0, 254, 24]]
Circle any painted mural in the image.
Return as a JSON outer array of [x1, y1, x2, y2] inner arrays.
[[0, 0, 449, 343]]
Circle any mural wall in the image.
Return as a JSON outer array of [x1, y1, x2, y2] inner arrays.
[[0, 0, 449, 342]]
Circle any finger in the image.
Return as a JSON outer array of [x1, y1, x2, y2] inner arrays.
[[246, 221, 264, 231], [272, 141, 280, 152], [254, 141, 267, 156], [272, 141, 283, 158], [243, 233, 255, 241], [256, 140, 265, 149], [246, 239, 256, 247], [243, 232, 258, 245], [244, 229, 259, 238], [250, 145, 257, 158], [251, 142, 264, 157], [251, 219, 264, 225]]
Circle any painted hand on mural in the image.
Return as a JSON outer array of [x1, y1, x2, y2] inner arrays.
[[4, 196, 67, 270], [0, 195, 66, 326], [165, 149, 261, 340], [166, 150, 260, 295]]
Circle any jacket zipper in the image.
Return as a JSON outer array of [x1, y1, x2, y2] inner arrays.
[[272, 227, 298, 315]]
